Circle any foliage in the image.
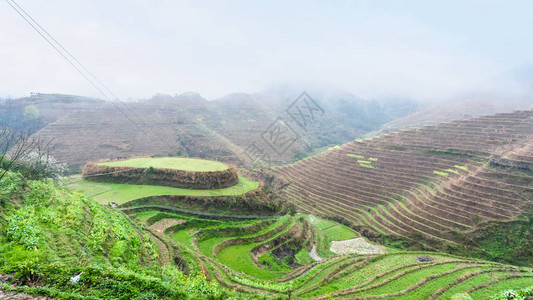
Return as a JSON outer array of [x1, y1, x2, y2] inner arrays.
[[294, 248, 313, 265], [18, 151, 66, 180], [433, 170, 449, 177], [5, 206, 43, 249], [472, 210, 533, 265], [360, 163, 375, 168], [490, 287, 533, 300], [0, 169, 250, 299]]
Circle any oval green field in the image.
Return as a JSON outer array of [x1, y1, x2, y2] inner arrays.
[[99, 157, 230, 171]]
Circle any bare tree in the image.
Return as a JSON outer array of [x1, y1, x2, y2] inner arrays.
[[0, 125, 40, 181]]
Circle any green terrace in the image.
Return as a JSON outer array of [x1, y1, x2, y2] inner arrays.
[[65, 175, 258, 205]]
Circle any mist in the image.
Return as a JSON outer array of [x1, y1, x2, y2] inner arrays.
[[2, 0, 533, 103]]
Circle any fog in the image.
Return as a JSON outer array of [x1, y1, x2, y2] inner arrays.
[[2, 0, 533, 102]]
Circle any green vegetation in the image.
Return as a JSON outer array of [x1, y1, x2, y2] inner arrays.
[[2, 167, 532, 299], [360, 163, 375, 168], [66, 175, 258, 205], [347, 154, 365, 159], [454, 165, 469, 171], [350, 157, 377, 169], [433, 170, 449, 177], [472, 212, 533, 266], [218, 244, 286, 280], [328, 145, 342, 151], [3, 142, 532, 299], [488, 286, 533, 300], [99, 157, 229, 171], [295, 248, 313, 265], [307, 215, 357, 241], [323, 223, 358, 241], [445, 168, 460, 174], [0, 169, 237, 299]]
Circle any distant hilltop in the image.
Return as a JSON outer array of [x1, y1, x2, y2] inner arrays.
[[22, 93, 105, 103]]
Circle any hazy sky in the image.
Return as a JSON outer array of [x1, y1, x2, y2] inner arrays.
[[2, 0, 533, 101]]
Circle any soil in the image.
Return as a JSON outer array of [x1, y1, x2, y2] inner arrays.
[[417, 255, 435, 262], [151, 219, 186, 233], [330, 238, 386, 255], [0, 290, 50, 299]]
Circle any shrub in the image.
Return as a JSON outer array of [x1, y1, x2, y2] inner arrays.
[[18, 152, 66, 180], [5, 206, 43, 250], [490, 289, 524, 300]]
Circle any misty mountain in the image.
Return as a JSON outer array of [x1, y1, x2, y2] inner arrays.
[[4, 89, 419, 171]]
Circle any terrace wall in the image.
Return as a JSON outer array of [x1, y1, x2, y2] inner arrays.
[[118, 187, 290, 216], [82, 162, 239, 189]]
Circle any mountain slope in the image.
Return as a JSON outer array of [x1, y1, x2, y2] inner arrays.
[[0, 170, 235, 299], [29, 91, 417, 171], [274, 110, 533, 264]]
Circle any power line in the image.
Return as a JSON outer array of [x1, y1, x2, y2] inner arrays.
[[5, 0, 174, 152], [9, 0, 142, 120], [5, 1, 183, 187], [4, 0, 142, 130]]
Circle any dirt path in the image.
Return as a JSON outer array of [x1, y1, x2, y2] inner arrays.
[[330, 238, 386, 255], [151, 218, 186, 233], [309, 244, 322, 262], [147, 231, 170, 265], [0, 290, 50, 299]]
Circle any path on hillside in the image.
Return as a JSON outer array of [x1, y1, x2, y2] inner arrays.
[[309, 244, 322, 262], [146, 231, 171, 265], [0, 290, 50, 299]]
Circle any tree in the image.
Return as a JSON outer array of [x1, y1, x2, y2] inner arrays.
[[0, 125, 63, 181]]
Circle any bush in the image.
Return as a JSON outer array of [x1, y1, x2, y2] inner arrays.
[[5, 206, 43, 250], [490, 286, 533, 300], [18, 152, 66, 180]]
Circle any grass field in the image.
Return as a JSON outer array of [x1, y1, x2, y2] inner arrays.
[[65, 175, 258, 205], [99, 157, 230, 171], [295, 248, 314, 265], [217, 244, 288, 280], [123, 207, 533, 299], [306, 215, 358, 240]]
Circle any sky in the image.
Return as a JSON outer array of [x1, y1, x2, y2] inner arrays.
[[1, 0, 533, 102]]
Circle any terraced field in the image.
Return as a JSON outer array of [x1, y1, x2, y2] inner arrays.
[[99, 156, 230, 171], [274, 110, 533, 252], [66, 175, 258, 204], [67, 157, 290, 218], [124, 209, 533, 299], [54, 112, 533, 298]]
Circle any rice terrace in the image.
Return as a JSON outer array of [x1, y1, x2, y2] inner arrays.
[[2, 1, 533, 299]]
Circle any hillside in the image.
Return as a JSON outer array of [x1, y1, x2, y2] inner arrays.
[[366, 98, 533, 137], [29, 91, 417, 171], [122, 209, 533, 299], [0, 170, 237, 299], [0, 93, 104, 134], [273, 110, 533, 264], [69, 157, 286, 217], [2, 159, 533, 299]]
